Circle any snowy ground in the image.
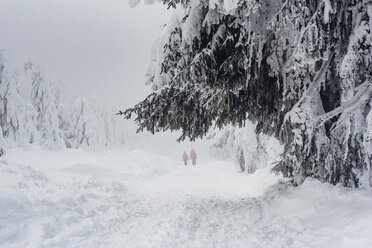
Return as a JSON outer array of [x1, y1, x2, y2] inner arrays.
[[1, 148, 372, 248]]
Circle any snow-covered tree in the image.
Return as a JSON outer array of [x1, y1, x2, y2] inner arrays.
[[0, 54, 11, 139], [0, 53, 28, 147], [208, 122, 282, 173], [123, 0, 372, 187], [0, 54, 128, 150], [66, 97, 124, 150], [24, 60, 64, 149]]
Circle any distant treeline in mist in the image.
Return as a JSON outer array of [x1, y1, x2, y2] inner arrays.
[[0, 54, 127, 150]]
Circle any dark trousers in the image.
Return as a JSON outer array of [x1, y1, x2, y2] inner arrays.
[[192, 159, 196, 165], [184, 160, 188, 165]]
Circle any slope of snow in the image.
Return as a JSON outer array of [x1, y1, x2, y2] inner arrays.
[[1, 149, 372, 248]]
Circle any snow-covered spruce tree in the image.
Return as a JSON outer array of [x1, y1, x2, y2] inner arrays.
[[0, 54, 128, 150], [25, 60, 64, 149], [0, 53, 28, 147], [0, 54, 13, 140], [123, 0, 372, 187]]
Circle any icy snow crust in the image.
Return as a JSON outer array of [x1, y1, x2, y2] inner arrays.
[[1, 149, 372, 248]]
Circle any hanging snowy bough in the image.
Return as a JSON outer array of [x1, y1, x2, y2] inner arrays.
[[121, 0, 372, 188]]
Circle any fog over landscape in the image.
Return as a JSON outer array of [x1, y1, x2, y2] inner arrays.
[[0, 0, 171, 107], [0, 0, 371, 247]]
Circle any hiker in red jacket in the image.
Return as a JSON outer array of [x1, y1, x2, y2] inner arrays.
[[182, 151, 189, 166], [190, 149, 197, 166]]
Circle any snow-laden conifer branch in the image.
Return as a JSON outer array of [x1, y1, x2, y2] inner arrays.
[[314, 81, 372, 129], [125, 0, 372, 188]]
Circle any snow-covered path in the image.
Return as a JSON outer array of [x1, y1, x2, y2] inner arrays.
[[1, 149, 372, 248]]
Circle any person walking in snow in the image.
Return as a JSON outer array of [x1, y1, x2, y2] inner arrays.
[[182, 151, 189, 166], [190, 149, 197, 166]]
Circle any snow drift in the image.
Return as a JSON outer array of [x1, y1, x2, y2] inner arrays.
[[1, 149, 372, 247]]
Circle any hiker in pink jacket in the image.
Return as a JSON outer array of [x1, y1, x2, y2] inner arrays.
[[182, 151, 189, 166], [190, 149, 197, 166]]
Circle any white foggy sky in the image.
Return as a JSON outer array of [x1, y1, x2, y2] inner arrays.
[[0, 0, 172, 108]]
